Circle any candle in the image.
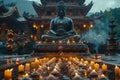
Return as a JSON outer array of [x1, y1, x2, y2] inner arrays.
[[59, 40, 62, 45], [31, 62, 35, 68], [4, 69, 13, 79], [90, 61, 95, 68], [25, 63, 30, 73], [102, 64, 107, 73], [47, 66, 50, 70], [18, 64, 24, 72], [115, 66, 119, 75], [94, 63, 99, 71], [84, 61, 88, 66], [72, 40, 76, 44], [52, 40, 56, 44], [81, 58, 84, 62], [66, 40, 70, 45], [16, 58, 20, 64], [34, 58, 39, 68]]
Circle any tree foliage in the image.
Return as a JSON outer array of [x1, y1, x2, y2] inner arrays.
[[103, 8, 120, 35]]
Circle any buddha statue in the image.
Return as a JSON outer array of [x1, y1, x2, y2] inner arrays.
[[41, 1, 80, 42]]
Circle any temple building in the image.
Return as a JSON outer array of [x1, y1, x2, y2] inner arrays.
[[0, 1, 19, 41], [26, 0, 103, 39], [0, 2, 32, 41]]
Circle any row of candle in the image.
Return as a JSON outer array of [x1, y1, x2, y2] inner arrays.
[[5, 57, 54, 80], [69, 57, 108, 79], [70, 57, 107, 73], [37, 40, 76, 45], [4, 57, 120, 80]]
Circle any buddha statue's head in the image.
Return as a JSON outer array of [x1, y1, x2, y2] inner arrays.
[[57, 1, 66, 18]]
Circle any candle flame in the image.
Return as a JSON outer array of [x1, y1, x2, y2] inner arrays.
[[75, 73, 79, 76], [24, 73, 29, 78], [101, 74, 105, 77]]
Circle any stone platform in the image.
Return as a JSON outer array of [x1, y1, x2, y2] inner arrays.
[[34, 44, 88, 52]]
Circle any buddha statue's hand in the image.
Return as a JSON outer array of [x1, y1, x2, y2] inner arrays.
[[55, 32, 66, 36]]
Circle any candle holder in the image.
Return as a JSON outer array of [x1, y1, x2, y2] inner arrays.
[[86, 67, 92, 77], [89, 70, 98, 79], [72, 75, 83, 80], [99, 74, 108, 80], [45, 74, 58, 80], [31, 71, 40, 80]]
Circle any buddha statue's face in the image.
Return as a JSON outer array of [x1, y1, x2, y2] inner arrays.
[[58, 8, 65, 18]]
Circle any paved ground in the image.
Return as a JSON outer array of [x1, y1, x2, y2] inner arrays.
[[89, 54, 120, 66], [102, 54, 120, 66]]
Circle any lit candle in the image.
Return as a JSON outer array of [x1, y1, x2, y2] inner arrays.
[[31, 62, 35, 68], [47, 66, 50, 70], [4, 69, 13, 79], [90, 61, 95, 68], [66, 40, 70, 45], [16, 58, 20, 64], [34, 58, 39, 68], [94, 63, 99, 71], [59, 40, 62, 45], [52, 40, 56, 44], [72, 40, 76, 44], [102, 64, 107, 73], [84, 61, 88, 66], [25, 63, 30, 73], [18, 64, 24, 72], [81, 58, 84, 62], [115, 66, 119, 75]]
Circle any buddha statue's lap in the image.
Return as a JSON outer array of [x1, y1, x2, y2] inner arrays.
[[41, 1, 80, 42]]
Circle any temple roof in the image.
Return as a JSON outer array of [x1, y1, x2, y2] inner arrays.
[[41, 0, 86, 5], [0, 6, 20, 19], [32, 1, 93, 16]]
